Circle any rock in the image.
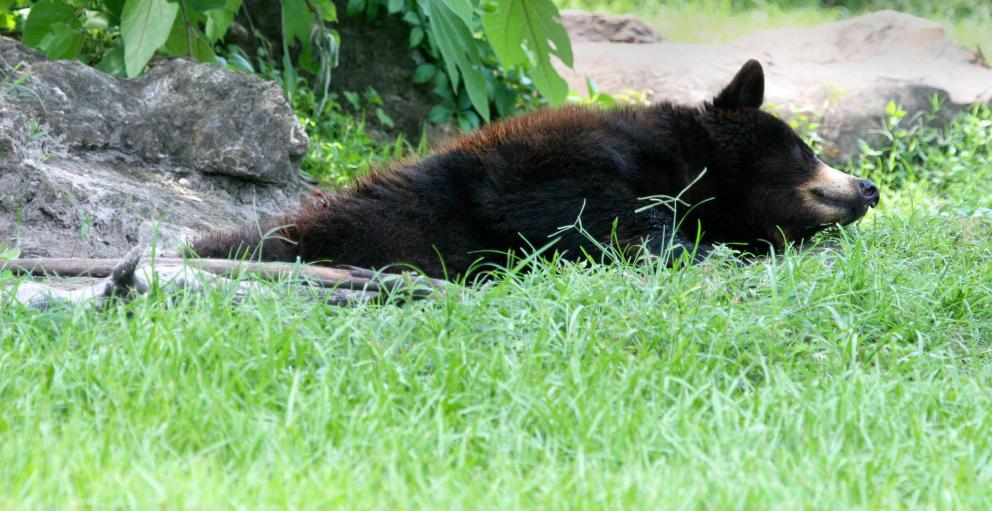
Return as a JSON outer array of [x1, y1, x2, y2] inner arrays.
[[557, 11, 992, 161], [0, 37, 312, 258], [560, 9, 664, 44], [1, 39, 307, 183]]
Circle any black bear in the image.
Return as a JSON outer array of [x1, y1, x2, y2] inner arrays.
[[191, 60, 879, 279]]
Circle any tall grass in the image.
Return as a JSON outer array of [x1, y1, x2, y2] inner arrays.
[[2, 100, 991, 508]]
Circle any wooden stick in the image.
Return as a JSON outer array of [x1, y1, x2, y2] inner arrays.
[[3, 257, 449, 296]]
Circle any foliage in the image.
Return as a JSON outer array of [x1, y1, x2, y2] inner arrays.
[[13, 0, 338, 77], [347, 0, 572, 130], [293, 86, 415, 185], [230, 45, 417, 184], [856, 100, 992, 208], [565, 77, 651, 108], [10, 0, 576, 128], [3, 105, 992, 507], [481, 0, 572, 110]]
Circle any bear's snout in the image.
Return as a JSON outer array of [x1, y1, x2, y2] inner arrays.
[[856, 179, 880, 208], [801, 161, 878, 225]]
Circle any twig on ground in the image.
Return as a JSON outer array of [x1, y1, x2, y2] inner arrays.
[[2, 248, 450, 309]]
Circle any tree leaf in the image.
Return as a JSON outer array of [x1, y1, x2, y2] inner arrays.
[[412, 63, 436, 84], [375, 107, 395, 128], [281, 0, 314, 47], [103, 0, 126, 21], [121, 0, 179, 77], [188, 28, 216, 61], [205, 8, 232, 40], [23, 0, 76, 47], [420, 0, 489, 121], [38, 21, 81, 59], [163, 10, 197, 54], [439, 0, 473, 28], [481, 0, 572, 105], [309, 0, 336, 22], [401, 10, 419, 25], [427, 104, 453, 124], [185, 0, 225, 11], [205, 0, 241, 41], [409, 26, 423, 48], [96, 44, 126, 75], [387, 0, 403, 14]]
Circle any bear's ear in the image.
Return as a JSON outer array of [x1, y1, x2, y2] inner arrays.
[[712, 59, 764, 110]]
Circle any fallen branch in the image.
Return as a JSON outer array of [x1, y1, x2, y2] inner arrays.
[[4, 257, 448, 296], [2, 249, 450, 309]]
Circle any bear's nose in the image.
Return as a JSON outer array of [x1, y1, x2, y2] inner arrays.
[[856, 179, 879, 208]]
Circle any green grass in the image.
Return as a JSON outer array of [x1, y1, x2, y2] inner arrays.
[[554, 0, 992, 51], [2, 97, 992, 508]]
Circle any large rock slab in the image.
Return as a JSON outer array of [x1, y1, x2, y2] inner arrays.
[[559, 10, 992, 161], [0, 37, 311, 258]]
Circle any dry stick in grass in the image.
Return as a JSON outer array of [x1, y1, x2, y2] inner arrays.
[[3, 257, 450, 299]]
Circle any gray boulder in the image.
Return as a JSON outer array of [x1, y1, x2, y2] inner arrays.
[[559, 11, 992, 161], [0, 37, 311, 258]]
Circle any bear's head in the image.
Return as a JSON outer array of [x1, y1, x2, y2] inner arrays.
[[687, 60, 879, 252]]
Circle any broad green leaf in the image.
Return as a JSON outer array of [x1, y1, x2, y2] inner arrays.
[[439, 0, 473, 27], [23, 0, 76, 47], [460, 64, 488, 120], [96, 44, 126, 75], [401, 10, 419, 25], [411, 63, 436, 84], [409, 26, 423, 48], [103, 0, 126, 20], [185, 0, 225, 11], [281, 0, 314, 46], [162, 12, 188, 54], [420, 0, 489, 121], [0, 12, 17, 32], [310, 0, 336, 21], [493, 83, 516, 116], [457, 109, 480, 132], [298, 40, 322, 74], [387, 0, 403, 14], [374, 107, 395, 129], [163, 10, 200, 54], [189, 32, 215, 61], [163, 13, 214, 61], [205, 8, 233, 40], [205, 0, 240, 40], [481, 0, 573, 105], [343, 91, 360, 109], [426, 104, 453, 124], [121, 0, 179, 77], [38, 21, 81, 59]]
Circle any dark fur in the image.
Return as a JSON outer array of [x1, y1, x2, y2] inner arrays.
[[192, 61, 852, 279]]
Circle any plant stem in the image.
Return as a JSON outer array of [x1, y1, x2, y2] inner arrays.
[[179, 0, 193, 58]]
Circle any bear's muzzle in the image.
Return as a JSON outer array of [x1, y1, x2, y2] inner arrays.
[[801, 161, 879, 225]]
